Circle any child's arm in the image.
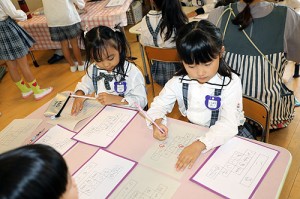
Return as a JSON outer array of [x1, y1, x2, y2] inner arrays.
[[175, 140, 206, 171], [97, 92, 128, 106], [1, 0, 27, 21]]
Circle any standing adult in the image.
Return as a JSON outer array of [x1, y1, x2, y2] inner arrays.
[[208, 0, 300, 129]]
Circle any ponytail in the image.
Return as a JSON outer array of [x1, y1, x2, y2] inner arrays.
[[231, 0, 254, 30]]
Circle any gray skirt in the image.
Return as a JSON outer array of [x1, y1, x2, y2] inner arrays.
[[49, 22, 81, 42], [0, 17, 35, 60]]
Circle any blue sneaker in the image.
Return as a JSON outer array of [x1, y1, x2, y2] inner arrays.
[[295, 97, 300, 107]]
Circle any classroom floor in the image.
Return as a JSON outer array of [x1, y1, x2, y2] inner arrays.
[[0, 25, 299, 198]]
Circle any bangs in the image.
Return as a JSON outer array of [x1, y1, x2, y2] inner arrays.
[[90, 39, 117, 62], [177, 30, 221, 65]]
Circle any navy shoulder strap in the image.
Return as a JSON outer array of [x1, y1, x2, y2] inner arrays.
[[145, 16, 163, 47]]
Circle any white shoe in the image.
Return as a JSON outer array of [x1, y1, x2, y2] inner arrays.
[[22, 90, 33, 99], [70, 65, 77, 72], [78, 61, 85, 71], [34, 87, 53, 100]]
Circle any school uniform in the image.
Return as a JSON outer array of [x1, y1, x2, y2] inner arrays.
[[75, 61, 148, 109], [42, 0, 85, 41], [208, 2, 300, 128], [0, 0, 35, 60], [147, 73, 244, 152], [140, 10, 181, 86]]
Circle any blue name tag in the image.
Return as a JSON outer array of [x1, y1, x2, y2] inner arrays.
[[114, 81, 127, 94], [205, 95, 221, 110]]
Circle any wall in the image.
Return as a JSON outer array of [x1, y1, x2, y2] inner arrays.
[[11, 0, 43, 12]]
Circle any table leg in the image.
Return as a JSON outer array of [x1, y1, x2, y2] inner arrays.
[[293, 63, 300, 78]]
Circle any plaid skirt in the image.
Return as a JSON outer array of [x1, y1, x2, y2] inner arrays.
[[0, 17, 35, 60], [49, 23, 81, 42], [151, 61, 182, 86]]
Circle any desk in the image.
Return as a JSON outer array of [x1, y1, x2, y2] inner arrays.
[[23, 99, 291, 199], [18, 0, 132, 50]]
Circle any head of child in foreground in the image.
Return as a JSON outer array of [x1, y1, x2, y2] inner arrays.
[[84, 25, 131, 73], [0, 144, 78, 199], [176, 20, 232, 84]]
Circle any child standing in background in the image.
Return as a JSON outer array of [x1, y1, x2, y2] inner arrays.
[[147, 21, 244, 171], [71, 25, 147, 115], [42, 0, 85, 72], [0, 0, 52, 100], [139, 0, 188, 86]]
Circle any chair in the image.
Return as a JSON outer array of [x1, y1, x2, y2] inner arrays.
[[143, 46, 181, 97], [242, 94, 270, 142]]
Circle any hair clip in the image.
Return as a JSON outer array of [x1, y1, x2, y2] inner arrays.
[[84, 25, 89, 37]]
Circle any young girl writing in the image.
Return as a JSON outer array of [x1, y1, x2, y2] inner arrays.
[[0, 144, 78, 199], [41, 0, 85, 72], [0, 0, 53, 100], [147, 20, 244, 171], [71, 25, 147, 115], [140, 0, 187, 86]]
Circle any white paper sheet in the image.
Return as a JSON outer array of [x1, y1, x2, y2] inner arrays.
[[191, 137, 279, 199], [72, 106, 137, 147], [48, 99, 103, 130], [110, 165, 180, 199], [34, 125, 77, 155], [0, 119, 42, 153], [106, 0, 126, 7], [139, 122, 206, 179], [73, 149, 137, 199]]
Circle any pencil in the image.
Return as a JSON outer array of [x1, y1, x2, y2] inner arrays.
[[70, 94, 97, 100], [134, 102, 165, 134], [54, 93, 71, 118]]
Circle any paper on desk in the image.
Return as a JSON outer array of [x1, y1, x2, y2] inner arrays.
[[73, 149, 137, 199], [0, 119, 43, 153], [191, 137, 279, 199], [47, 99, 103, 130], [34, 125, 77, 155], [72, 106, 137, 147], [106, 0, 126, 7], [110, 165, 180, 199], [139, 122, 206, 180]]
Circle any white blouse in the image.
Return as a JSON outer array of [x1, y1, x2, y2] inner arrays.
[[147, 73, 244, 152], [0, 0, 27, 21]]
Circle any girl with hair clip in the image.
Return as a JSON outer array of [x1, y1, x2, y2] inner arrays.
[[207, 0, 300, 129], [139, 0, 188, 86], [146, 20, 245, 171], [0, 144, 78, 199], [71, 25, 147, 115]]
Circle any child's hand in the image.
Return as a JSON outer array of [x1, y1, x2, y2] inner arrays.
[[175, 141, 206, 171], [97, 92, 125, 105], [153, 121, 168, 141], [71, 97, 85, 116]]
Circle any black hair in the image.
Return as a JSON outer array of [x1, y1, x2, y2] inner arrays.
[[0, 144, 68, 199], [83, 25, 131, 76], [215, 0, 237, 8], [231, 0, 254, 30], [153, 0, 188, 42], [176, 20, 232, 78]]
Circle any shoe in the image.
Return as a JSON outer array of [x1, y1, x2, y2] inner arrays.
[[22, 90, 33, 99], [70, 65, 77, 72], [48, 54, 64, 64], [78, 61, 85, 71], [295, 97, 300, 107], [34, 87, 53, 100]]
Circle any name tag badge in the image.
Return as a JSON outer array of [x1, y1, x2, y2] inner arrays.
[[205, 95, 221, 110], [114, 81, 127, 94]]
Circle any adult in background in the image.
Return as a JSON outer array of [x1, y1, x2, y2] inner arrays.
[[208, 0, 300, 129]]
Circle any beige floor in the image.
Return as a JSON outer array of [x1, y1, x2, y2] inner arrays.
[[0, 25, 300, 198]]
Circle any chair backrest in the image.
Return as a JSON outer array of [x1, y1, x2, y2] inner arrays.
[[242, 94, 270, 142], [143, 46, 181, 97]]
